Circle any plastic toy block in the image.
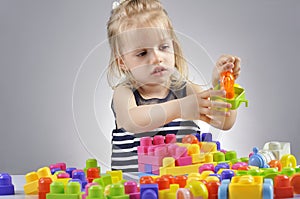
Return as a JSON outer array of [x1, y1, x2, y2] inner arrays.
[[225, 151, 237, 161], [212, 83, 248, 110], [106, 170, 123, 183], [144, 164, 152, 173], [153, 135, 164, 145], [206, 181, 220, 199], [228, 175, 273, 199], [46, 181, 82, 199], [199, 164, 214, 173], [164, 184, 179, 199], [269, 160, 282, 171], [221, 170, 235, 181], [208, 174, 221, 182], [174, 175, 187, 188], [93, 174, 112, 188], [175, 156, 192, 166], [140, 176, 155, 184], [39, 177, 52, 199], [66, 168, 77, 178], [55, 177, 72, 188], [140, 137, 153, 147], [50, 163, 67, 171], [263, 141, 291, 160], [191, 153, 205, 164], [200, 142, 217, 153], [160, 161, 205, 176], [214, 163, 229, 173], [165, 134, 176, 144], [86, 185, 106, 199], [201, 133, 212, 142], [155, 177, 170, 190], [187, 173, 202, 183], [82, 183, 99, 199], [109, 183, 129, 199], [87, 168, 100, 183], [138, 154, 165, 166], [185, 180, 208, 199], [51, 168, 61, 175], [124, 181, 138, 194], [72, 170, 87, 190], [84, 159, 101, 175], [0, 173, 15, 195], [213, 152, 225, 162], [281, 167, 295, 177], [182, 134, 199, 144], [290, 173, 300, 194], [24, 167, 56, 195], [280, 154, 297, 168], [231, 162, 248, 170], [140, 184, 158, 199], [57, 172, 70, 179], [274, 175, 294, 199]]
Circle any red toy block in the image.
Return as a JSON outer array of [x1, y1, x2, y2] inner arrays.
[[38, 177, 52, 199], [274, 175, 294, 199], [174, 175, 187, 188], [87, 168, 100, 183], [290, 173, 300, 194]]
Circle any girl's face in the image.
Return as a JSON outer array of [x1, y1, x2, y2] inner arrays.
[[118, 28, 175, 86]]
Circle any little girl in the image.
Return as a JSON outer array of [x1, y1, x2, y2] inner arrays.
[[106, 0, 241, 178]]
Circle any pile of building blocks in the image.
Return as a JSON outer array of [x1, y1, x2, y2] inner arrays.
[[1, 133, 300, 198]]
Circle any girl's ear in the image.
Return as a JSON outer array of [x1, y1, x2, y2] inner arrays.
[[117, 57, 127, 72]]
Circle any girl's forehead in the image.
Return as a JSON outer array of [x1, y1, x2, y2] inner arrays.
[[117, 27, 172, 54]]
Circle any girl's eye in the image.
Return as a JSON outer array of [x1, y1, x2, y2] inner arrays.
[[160, 44, 170, 51], [136, 51, 147, 57]]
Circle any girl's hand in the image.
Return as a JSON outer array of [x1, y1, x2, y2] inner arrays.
[[179, 88, 232, 128], [212, 55, 241, 87]]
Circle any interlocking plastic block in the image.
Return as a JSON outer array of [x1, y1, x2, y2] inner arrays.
[[155, 177, 170, 190], [221, 170, 235, 181], [82, 183, 101, 199], [174, 175, 187, 188], [274, 175, 294, 199], [185, 180, 208, 199], [49, 163, 67, 171], [206, 181, 220, 199], [109, 183, 129, 199], [290, 173, 300, 194], [201, 133, 212, 142], [93, 174, 112, 187], [72, 170, 87, 190], [87, 168, 100, 183], [46, 181, 82, 199], [263, 141, 291, 160], [215, 163, 230, 173], [66, 168, 77, 178], [0, 173, 15, 195], [140, 176, 155, 184], [86, 185, 106, 199], [39, 177, 52, 199], [140, 184, 158, 199], [106, 170, 123, 183], [24, 167, 56, 195], [84, 159, 101, 176]]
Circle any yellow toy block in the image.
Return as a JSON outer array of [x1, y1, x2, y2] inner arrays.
[[24, 167, 56, 195], [106, 170, 123, 183], [200, 142, 217, 153], [160, 162, 204, 176], [191, 153, 205, 164], [185, 180, 208, 199], [229, 175, 263, 199], [199, 171, 214, 181], [159, 184, 179, 199]]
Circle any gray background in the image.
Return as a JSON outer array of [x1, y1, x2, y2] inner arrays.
[[1, 0, 299, 174]]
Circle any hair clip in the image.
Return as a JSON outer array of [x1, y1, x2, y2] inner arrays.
[[112, 0, 127, 10]]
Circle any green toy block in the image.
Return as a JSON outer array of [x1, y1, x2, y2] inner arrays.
[[46, 181, 82, 199], [213, 84, 248, 110], [93, 174, 112, 187], [86, 185, 106, 199], [108, 183, 129, 199], [281, 167, 296, 177], [84, 159, 101, 175], [213, 152, 225, 162], [225, 151, 237, 161]]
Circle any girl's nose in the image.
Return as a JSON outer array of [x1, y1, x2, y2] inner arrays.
[[150, 49, 163, 64]]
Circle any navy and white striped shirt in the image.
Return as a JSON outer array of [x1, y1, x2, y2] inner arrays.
[[111, 83, 201, 174]]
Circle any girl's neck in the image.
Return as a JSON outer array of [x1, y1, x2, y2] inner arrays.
[[137, 83, 170, 99]]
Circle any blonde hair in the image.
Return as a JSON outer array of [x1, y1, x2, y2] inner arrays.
[[107, 0, 188, 89]]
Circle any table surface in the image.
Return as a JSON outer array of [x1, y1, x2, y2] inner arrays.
[[2, 175, 300, 199]]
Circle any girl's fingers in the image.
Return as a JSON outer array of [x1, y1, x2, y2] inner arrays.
[[199, 89, 226, 99], [199, 107, 230, 117]]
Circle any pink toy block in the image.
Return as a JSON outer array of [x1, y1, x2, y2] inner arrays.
[[199, 164, 215, 173], [153, 135, 165, 145], [137, 146, 148, 154], [82, 182, 98, 199], [138, 154, 165, 166], [175, 156, 192, 166], [232, 162, 248, 170], [165, 134, 176, 144], [140, 137, 152, 146]]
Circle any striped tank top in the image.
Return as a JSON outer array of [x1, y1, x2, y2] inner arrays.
[[111, 83, 201, 174]]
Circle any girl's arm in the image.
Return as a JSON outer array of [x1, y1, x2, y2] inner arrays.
[[113, 83, 231, 133]]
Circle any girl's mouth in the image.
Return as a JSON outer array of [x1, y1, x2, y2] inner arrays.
[[151, 66, 167, 75]]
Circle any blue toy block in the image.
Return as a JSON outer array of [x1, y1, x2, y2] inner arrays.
[[215, 141, 221, 150], [209, 173, 222, 182], [192, 133, 201, 141], [201, 133, 212, 142], [66, 168, 76, 178], [140, 184, 158, 199], [221, 170, 235, 181], [51, 168, 61, 175], [145, 164, 152, 174], [215, 163, 230, 173], [218, 179, 230, 199], [0, 173, 15, 195]]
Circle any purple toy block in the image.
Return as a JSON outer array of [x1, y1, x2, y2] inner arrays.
[[0, 173, 15, 195], [140, 184, 158, 199], [215, 163, 230, 173], [201, 133, 212, 142]]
